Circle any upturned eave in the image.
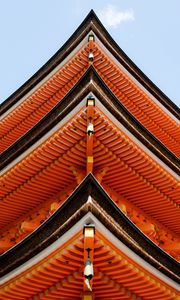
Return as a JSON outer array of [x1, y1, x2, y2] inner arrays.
[[1, 174, 179, 283]]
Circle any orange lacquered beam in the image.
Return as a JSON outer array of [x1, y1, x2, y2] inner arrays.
[[1, 110, 88, 228], [93, 45, 180, 157], [0, 45, 89, 152], [1, 231, 178, 299]]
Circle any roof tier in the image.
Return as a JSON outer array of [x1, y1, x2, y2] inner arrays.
[[1, 176, 179, 299], [0, 11, 179, 298], [1, 12, 179, 157], [1, 232, 178, 299], [1, 90, 179, 258], [0, 44, 89, 152]]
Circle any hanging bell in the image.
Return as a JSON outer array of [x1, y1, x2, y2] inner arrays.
[[87, 123, 94, 136], [88, 51, 94, 63], [84, 257, 94, 291], [84, 258, 94, 279]]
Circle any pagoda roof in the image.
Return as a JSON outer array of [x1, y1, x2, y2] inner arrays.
[[1, 67, 179, 174], [0, 11, 179, 299], [1, 10, 179, 118], [1, 174, 179, 285], [0, 68, 179, 260], [0, 11, 179, 157]]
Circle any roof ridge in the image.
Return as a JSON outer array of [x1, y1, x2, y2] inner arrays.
[[1, 10, 179, 118]]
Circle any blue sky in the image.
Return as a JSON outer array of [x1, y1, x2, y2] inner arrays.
[[0, 0, 179, 107]]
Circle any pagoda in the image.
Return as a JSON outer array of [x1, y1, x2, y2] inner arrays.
[[0, 10, 179, 300]]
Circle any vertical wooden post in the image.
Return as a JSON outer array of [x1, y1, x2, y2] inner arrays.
[[86, 96, 95, 174], [82, 292, 94, 300]]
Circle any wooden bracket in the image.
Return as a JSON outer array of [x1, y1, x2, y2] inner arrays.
[[69, 166, 85, 184], [94, 166, 109, 183], [82, 292, 94, 300]]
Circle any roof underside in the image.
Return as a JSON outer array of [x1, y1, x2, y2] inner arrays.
[[0, 175, 179, 299], [0, 11, 179, 156], [0, 11, 179, 298], [1, 232, 178, 300], [0, 85, 179, 260]]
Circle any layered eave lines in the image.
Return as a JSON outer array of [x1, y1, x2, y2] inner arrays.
[[92, 42, 180, 157], [1, 11, 180, 157], [0, 72, 179, 260], [0, 176, 179, 299], [0, 44, 90, 152], [0, 11, 180, 298], [0, 232, 178, 300], [0, 107, 88, 227]]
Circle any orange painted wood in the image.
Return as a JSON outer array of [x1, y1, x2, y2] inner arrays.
[[0, 231, 178, 299]]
